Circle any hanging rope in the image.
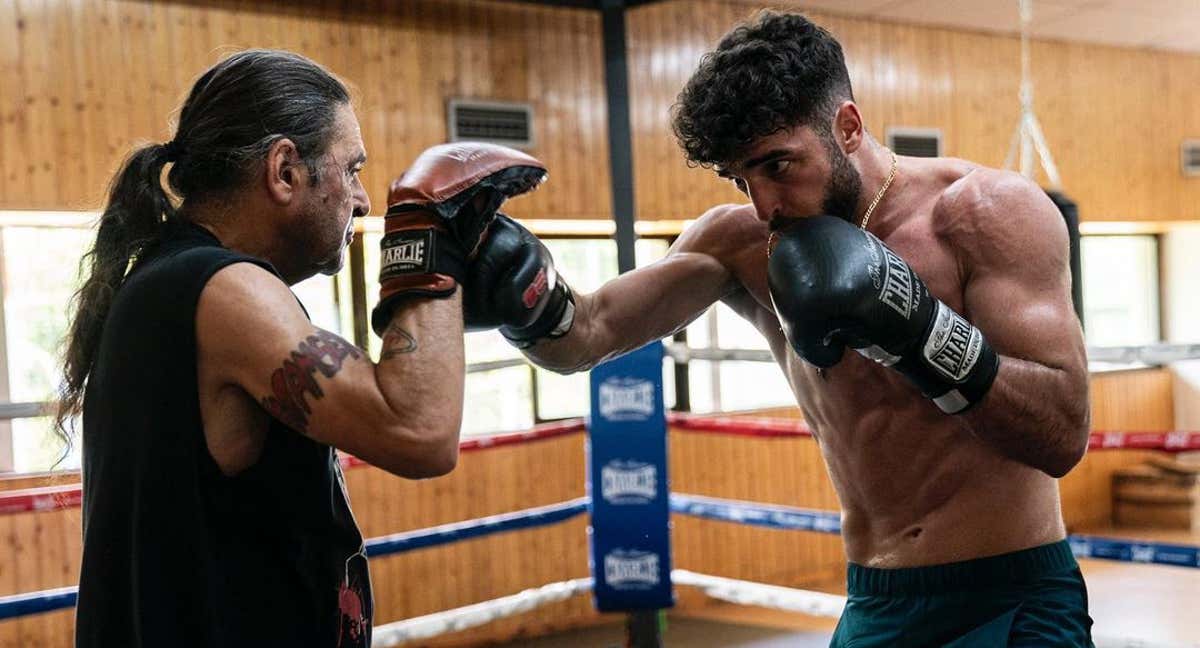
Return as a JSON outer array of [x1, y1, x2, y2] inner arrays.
[[1004, 0, 1062, 188]]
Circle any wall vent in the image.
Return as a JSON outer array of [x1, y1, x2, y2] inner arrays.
[[1182, 140, 1200, 177], [886, 127, 942, 158], [448, 99, 534, 148]]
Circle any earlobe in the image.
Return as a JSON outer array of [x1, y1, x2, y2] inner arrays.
[[836, 102, 864, 154], [265, 138, 299, 205]]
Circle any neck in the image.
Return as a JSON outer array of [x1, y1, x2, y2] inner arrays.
[[185, 196, 306, 285], [853, 137, 897, 229]]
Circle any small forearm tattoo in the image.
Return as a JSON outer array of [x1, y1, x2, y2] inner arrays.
[[261, 330, 362, 433], [380, 321, 418, 360]]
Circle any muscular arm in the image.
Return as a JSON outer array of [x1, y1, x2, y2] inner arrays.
[[198, 263, 464, 479], [524, 205, 749, 373], [948, 176, 1090, 477]]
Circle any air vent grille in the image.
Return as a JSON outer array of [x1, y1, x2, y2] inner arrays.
[[886, 128, 942, 158], [1182, 140, 1200, 176], [448, 99, 534, 148]]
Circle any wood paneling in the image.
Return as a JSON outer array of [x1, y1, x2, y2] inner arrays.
[[0, 0, 611, 219], [626, 1, 1200, 223], [670, 431, 846, 588], [5, 0, 1200, 223], [0, 367, 1173, 646], [1060, 368, 1177, 530]]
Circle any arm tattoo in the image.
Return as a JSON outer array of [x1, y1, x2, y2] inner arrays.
[[261, 330, 362, 433], [380, 321, 418, 361]]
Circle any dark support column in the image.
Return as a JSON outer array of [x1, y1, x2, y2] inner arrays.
[[604, 7, 663, 647], [671, 328, 691, 413], [625, 609, 663, 648], [1046, 191, 1084, 329], [601, 0, 638, 274]]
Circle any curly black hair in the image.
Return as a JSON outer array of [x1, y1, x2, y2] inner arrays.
[[672, 11, 854, 169]]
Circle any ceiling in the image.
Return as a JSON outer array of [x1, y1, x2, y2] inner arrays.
[[785, 0, 1200, 54]]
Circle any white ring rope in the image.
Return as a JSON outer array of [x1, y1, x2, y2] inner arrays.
[[371, 577, 595, 647], [369, 570, 1188, 647], [672, 569, 846, 619]]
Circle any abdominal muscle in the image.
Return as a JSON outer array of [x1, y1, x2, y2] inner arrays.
[[783, 348, 1066, 568]]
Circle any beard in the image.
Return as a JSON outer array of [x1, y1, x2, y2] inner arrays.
[[292, 192, 351, 279], [820, 134, 863, 225]]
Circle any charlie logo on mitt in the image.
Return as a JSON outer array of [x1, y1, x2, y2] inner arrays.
[[379, 230, 433, 277]]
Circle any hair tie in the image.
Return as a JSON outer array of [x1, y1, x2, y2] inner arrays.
[[163, 139, 182, 162]]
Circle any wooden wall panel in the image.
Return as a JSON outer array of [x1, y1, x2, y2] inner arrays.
[[1060, 368, 1176, 530], [5, 0, 1200, 224], [0, 377, 1180, 646], [670, 431, 846, 589], [0, 0, 611, 219], [626, 0, 1200, 223]]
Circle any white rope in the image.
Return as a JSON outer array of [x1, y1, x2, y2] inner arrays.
[[1004, 0, 1062, 188], [369, 570, 1188, 648], [371, 577, 594, 647], [672, 569, 846, 619], [1094, 637, 1196, 648]]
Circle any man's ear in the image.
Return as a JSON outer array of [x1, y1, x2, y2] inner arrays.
[[833, 101, 864, 154], [265, 138, 303, 205]]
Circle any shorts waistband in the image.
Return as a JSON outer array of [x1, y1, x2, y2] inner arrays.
[[847, 540, 1077, 596]]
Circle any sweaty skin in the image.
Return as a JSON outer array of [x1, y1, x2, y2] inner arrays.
[[524, 141, 1088, 568]]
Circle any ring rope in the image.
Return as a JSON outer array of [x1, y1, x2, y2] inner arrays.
[[371, 577, 595, 647], [2, 422, 1193, 516]]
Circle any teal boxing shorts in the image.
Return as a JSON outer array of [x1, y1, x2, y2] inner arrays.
[[831, 540, 1094, 647]]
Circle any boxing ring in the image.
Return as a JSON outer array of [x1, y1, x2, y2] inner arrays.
[[1, 344, 1198, 647]]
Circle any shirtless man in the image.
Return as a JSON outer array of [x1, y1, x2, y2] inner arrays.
[[464, 12, 1093, 647]]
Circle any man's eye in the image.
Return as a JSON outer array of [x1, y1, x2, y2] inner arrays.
[[766, 159, 791, 176]]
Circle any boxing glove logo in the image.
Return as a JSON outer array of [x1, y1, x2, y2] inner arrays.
[[922, 302, 983, 382], [522, 268, 549, 309], [876, 240, 917, 320], [379, 230, 433, 277]]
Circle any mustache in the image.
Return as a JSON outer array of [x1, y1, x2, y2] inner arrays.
[[769, 216, 800, 232]]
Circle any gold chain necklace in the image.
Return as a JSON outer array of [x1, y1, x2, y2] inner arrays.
[[860, 150, 897, 231], [767, 150, 899, 257]]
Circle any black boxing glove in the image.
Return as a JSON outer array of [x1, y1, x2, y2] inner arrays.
[[767, 215, 1000, 414], [464, 214, 575, 349]]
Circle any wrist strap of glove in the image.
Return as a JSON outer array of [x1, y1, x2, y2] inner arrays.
[[501, 282, 576, 349], [372, 212, 468, 336], [895, 301, 1001, 414]]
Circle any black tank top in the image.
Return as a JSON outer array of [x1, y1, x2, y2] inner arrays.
[[76, 222, 372, 647]]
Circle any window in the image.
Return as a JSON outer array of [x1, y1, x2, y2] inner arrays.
[[1080, 235, 1160, 347], [1, 222, 95, 472], [532, 237, 672, 422], [682, 303, 793, 413], [0, 212, 806, 473], [0, 214, 350, 474]]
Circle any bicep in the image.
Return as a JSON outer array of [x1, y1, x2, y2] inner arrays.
[[197, 263, 397, 456]]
